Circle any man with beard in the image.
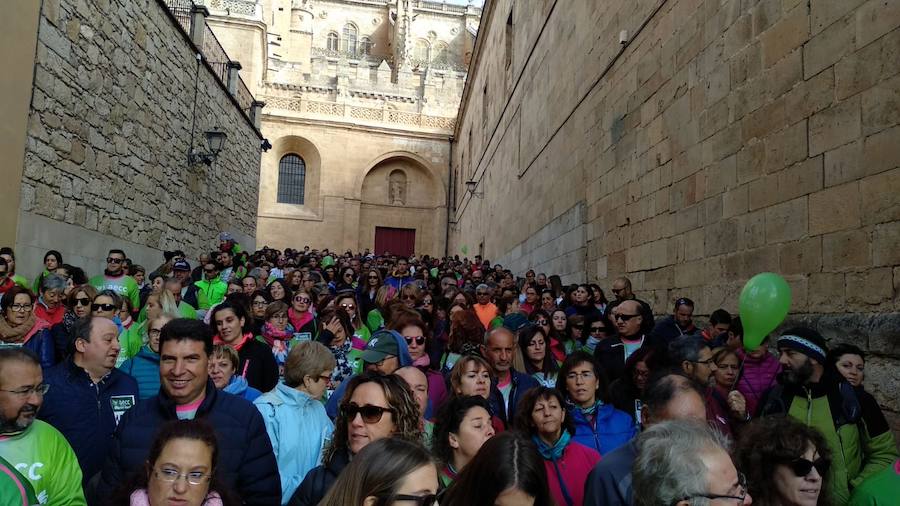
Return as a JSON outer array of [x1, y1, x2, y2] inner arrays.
[[39, 317, 138, 486], [760, 327, 898, 505], [0, 348, 86, 504]]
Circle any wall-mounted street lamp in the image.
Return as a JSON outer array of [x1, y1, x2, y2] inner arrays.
[[465, 180, 483, 198], [188, 128, 227, 166]]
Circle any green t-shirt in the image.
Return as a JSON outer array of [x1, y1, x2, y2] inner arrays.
[[0, 453, 38, 506], [849, 460, 900, 506], [0, 421, 86, 505], [89, 274, 140, 309]]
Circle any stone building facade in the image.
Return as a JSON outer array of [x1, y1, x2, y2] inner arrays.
[[450, 0, 900, 427], [2, 0, 263, 278], [206, 0, 481, 255]]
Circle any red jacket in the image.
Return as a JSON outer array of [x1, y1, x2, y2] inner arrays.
[[543, 441, 600, 506]]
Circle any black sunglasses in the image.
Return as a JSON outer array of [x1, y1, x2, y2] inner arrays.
[[342, 403, 394, 424], [385, 494, 438, 506], [590, 326, 609, 333], [788, 457, 830, 477], [614, 313, 640, 321], [106, 257, 124, 264], [74, 297, 91, 307], [404, 335, 426, 346], [92, 303, 117, 312]]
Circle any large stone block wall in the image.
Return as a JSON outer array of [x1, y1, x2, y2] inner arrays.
[[451, 0, 900, 427], [17, 0, 261, 278]]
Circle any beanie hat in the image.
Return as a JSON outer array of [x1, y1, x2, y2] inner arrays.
[[777, 327, 828, 364], [502, 313, 530, 333]]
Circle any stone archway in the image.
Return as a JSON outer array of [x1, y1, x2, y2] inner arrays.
[[358, 155, 445, 255]]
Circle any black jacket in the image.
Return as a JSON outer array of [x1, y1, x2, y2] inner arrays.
[[96, 379, 280, 505], [593, 335, 662, 383], [288, 449, 351, 506], [239, 338, 279, 392]]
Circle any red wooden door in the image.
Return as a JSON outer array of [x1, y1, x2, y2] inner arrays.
[[374, 227, 416, 256]]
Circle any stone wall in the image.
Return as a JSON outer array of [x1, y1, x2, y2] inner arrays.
[[17, 0, 262, 279], [451, 0, 900, 428]]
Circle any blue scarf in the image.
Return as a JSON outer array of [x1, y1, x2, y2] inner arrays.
[[532, 430, 571, 461], [577, 399, 604, 417]]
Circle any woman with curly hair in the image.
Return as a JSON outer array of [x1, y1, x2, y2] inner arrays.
[[439, 309, 485, 376], [288, 372, 421, 506], [735, 416, 832, 506]]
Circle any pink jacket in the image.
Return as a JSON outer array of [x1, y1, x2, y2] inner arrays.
[[543, 441, 601, 506], [736, 349, 781, 416]]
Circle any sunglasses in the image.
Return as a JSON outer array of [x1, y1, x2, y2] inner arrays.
[[74, 297, 91, 307], [614, 313, 640, 321], [204, 268, 217, 273], [294, 296, 311, 303], [535, 319, 548, 325], [404, 335, 426, 346], [390, 494, 438, 506], [422, 299, 433, 305], [342, 402, 394, 424], [401, 295, 417, 300], [368, 276, 379, 280], [92, 303, 117, 312], [339, 303, 356, 310], [787, 457, 830, 477], [106, 257, 124, 264], [590, 326, 609, 333]]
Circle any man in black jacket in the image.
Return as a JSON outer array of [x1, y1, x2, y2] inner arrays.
[[94, 319, 280, 504], [594, 299, 661, 383]]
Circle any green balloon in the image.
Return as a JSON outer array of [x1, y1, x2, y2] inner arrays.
[[738, 272, 792, 351]]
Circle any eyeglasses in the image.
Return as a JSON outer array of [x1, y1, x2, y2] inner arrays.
[[92, 303, 117, 312], [341, 402, 394, 424], [613, 313, 640, 321], [344, 273, 354, 278], [0, 384, 50, 397], [476, 292, 489, 296], [153, 468, 211, 486], [316, 374, 331, 383], [422, 299, 433, 305], [405, 335, 426, 346], [611, 288, 623, 294], [672, 472, 748, 506], [787, 457, 830, 477], [387, 494, 438, 506], [590, 326, 609, 334], [535, 319, 548, 326], [106, 257, 124, 264], [401, 294, 417, 300], [339, 303, 356, 311], [294, 296, 311, 303], [691, 357, 716, 366], [566, 371, 595, 381], [8, 304, 33, 312], [252, 301, 268, 307], [74, 297, 91, 307]]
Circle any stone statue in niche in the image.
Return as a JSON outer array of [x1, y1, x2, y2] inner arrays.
[[388, 169, 407, 205]]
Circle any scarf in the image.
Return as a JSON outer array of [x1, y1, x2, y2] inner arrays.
[[62, 310, 78, 332], [0, 314, 37, 343], [261, 322, 294, 347], [213, 332, 252, 352], [412, 354, 430, 368], [532, 430, 572, 461], [288, 308, 313, 331], [576, 399, 604, 417], [129, 489, 223, 506]]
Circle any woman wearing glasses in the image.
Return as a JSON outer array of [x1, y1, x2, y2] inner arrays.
[[121, 314, 175, 400], [708, 348, 750, 439], [736, 416, 831, 506], [358, 269, 383, 323], [392, 313, 448, 413], [113, 419, 239, 505], [49, 283, 97, 361], [318, 438, 439, 506], [0, 286, 55, 367], [288, 290, 318, 340], [558, 352, 635, 457], [335, 291, 371, 343], [289, 372, 421, 506], [255, 341, 336, 504], [334, 266, 357, 293]]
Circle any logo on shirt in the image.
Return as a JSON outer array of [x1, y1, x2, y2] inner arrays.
[[110, 395, 136, 425]]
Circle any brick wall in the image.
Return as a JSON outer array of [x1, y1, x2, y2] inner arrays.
[[18, 0, 261, 276], [451, 0, 900, 427]]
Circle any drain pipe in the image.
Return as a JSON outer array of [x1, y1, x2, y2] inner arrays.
[[444, 138, 453, 258]]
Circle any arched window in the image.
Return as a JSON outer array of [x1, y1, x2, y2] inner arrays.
[[412, 40, 430, 64], [359, 36, 373, 57], [343, 23, 359, 57], [277, 154, 306, 205], [432, 42, 449, 65], [326, 32, 339, 52]]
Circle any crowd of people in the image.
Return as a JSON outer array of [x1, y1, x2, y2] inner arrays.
[[0, 236, 897, 506]]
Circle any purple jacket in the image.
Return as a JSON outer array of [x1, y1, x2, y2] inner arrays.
[[736, 349, 781, 416]]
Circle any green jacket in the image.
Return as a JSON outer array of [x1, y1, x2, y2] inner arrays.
[[193, 278, 227, 310], [761, 377, 899, 505], [849, 459, 900, 506]]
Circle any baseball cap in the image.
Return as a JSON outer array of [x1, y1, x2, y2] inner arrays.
[[361, 331, 400, 364], [173, 260, 191, 271]]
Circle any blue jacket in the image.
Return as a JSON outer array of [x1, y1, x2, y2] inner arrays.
[[650, 315, 700, 342], [96, 379, 280, 505], [119, 345, 160, 400], [488, 368, 540, 429], [568, 403, 636, 456], [384, 275, 414, 291], [11, 325, 55, 368], [583, 439, 638, 506], [38, 358, 138, 484], [325, 329, 413, 419], [255, 383, 334, 504], [224, 374, 262, 402]]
